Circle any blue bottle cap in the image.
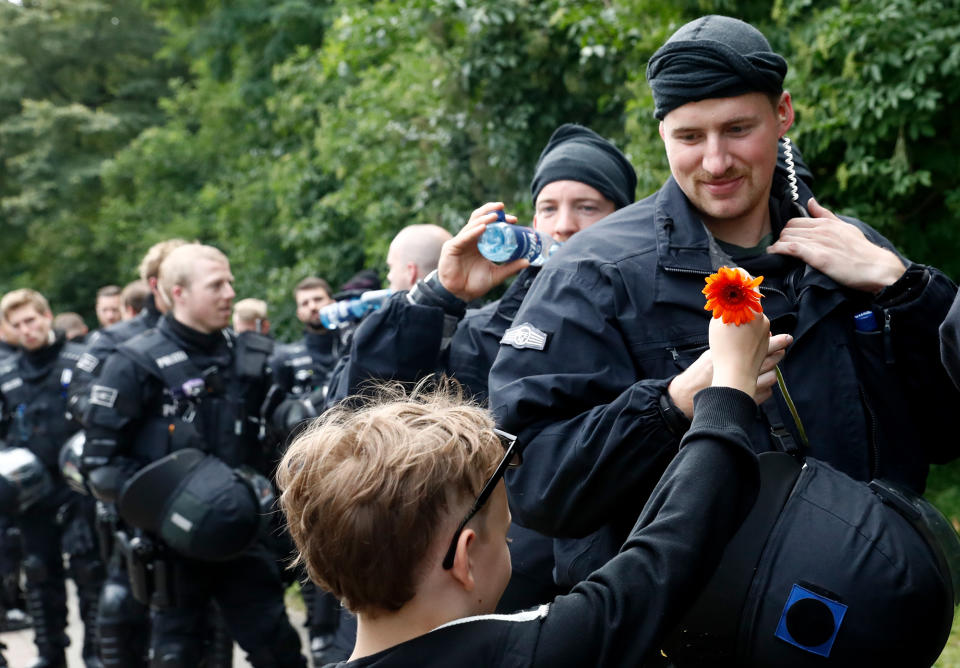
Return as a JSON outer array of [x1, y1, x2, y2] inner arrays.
[[853, 310, 878, 332], [495, 209, 507, 223]]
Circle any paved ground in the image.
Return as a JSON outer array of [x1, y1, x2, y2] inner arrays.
[[0, 581, 310, 667]]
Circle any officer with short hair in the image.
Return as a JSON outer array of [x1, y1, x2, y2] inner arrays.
[[69, 238, 189, 668], [267, 276, 343, 666], [271, 277, 337, 399], [0, 288, 105, 668], [82, 244, 305, 668]]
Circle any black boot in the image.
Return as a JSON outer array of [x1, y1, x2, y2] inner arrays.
[[23, 585, 68, 668]]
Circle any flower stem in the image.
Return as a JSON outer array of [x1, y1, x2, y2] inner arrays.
[[775, 365, 808, 448]]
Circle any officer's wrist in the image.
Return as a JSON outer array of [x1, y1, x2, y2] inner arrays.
[[407, 270, 468, 318]]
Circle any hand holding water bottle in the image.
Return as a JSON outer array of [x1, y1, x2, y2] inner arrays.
[[436, 202, 530, 302]]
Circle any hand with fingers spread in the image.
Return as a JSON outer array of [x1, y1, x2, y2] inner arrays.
[[437, 202, 530, 303], [767, 197, 906, 294]]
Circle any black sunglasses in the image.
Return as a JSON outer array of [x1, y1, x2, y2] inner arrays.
[[441, 428, 520, 570]]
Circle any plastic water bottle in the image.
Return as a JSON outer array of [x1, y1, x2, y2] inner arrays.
[[319, 289, 393, 329], [477, 210, 561, 267]]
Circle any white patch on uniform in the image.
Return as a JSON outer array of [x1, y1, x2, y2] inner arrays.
[[89, 385, 119, 408], [285, 355, 313, 367], [170, 512, 194, 533], [60, 368, 73, 386], [156, 351, 188, 369], [1, 378, 23, 394], [500, 323, 549, 351], [76, 353, 99, 373]]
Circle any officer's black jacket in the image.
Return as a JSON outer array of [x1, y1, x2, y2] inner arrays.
[[326, 267, 540, 406], [69, 296, 162, 425], [940, 291, 960, 391], [270, 329, 340, 396], [0, 341, 17, 360], [83, 315, 276, 477], [328, 388, 760, 668], [324, 268, 555, 602], [489, 174, 960, 584], [0, 334, 83, 469]]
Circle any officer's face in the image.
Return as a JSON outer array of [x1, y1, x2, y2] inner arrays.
[[174, 260, 236, 334], [5, 304, 52, 351], [95, 294, 123, 328], [533, 181, 616, 243], [471, 481, 513, 614], [295, 287, 334, 328], [659, 91, 793, 238]]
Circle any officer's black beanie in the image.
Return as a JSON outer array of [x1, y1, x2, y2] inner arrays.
[[530, 124, 637, 210], [646, 15, 788, 120]]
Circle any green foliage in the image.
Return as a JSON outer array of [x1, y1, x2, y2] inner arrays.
[[775, 0, 960, 276], [0, 0, 175, 320], [3, 0, 960, 340]]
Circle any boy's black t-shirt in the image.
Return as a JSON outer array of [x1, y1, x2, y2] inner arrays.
[[326, 387, 760, 668]]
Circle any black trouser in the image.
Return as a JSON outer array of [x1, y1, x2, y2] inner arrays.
[[98, 549, 149, 667], [301, 579, 340, 636], [149, 542, 305, 668], [0, 514, 24, 615], [17, 488, 105, 661]]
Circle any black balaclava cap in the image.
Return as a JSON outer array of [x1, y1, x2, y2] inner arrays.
[[530, 124, 638, 210], [646, 15, 788, 120]]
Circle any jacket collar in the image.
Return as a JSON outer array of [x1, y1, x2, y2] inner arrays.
[[652, 176, 851, 341]]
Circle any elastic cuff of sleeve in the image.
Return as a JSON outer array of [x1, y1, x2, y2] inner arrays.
[[874, 264, 929, 308], [407, 270, 468, 317], [681, 387, 756, 448], [658, 390, 691, 437]]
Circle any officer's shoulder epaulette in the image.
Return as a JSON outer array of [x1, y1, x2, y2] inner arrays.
[[116, 329, 177, 375], [0, 358, 18, 377], [236, 331, 274, 356]]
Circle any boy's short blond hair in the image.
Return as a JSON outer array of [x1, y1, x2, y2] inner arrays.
[[277, 380, 503, 615], [1, 289, 51, 322]]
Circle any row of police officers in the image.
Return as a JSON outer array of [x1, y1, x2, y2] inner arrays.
[[0, 239, 347, 667]]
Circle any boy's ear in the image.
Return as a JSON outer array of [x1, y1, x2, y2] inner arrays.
[[448, 529, 477, 592]]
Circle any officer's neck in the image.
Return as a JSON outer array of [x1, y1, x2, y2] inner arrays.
[[166, 315, 225, 352], [21, 331, 62, 368], [303, 327, 333, 348]]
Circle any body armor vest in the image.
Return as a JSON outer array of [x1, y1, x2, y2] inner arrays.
[[116, 329, 272, 468], [0, 341, 83, 468]]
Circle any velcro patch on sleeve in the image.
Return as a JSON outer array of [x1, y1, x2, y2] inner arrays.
[[90, 384, 119, 409], [500, 322, 549, 351]]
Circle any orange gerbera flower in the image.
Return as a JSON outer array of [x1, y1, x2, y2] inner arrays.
[[702, 266, 764, 325]]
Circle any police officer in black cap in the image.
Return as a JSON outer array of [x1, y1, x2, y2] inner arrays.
[[0, 288, 105, 668], [81, 243, 306, 668], [320, 124, 637, 658], [489, 14, 960, 666]]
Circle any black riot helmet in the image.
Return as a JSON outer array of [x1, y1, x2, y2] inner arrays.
[[0, 446, 55, 514], [117, 448, 275, 562]]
